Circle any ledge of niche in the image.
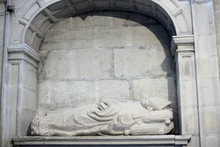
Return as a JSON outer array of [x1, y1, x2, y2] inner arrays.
[[12, 135, 191, 147]]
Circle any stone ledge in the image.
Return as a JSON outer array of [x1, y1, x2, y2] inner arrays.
[[12, 135, 191, 146], [8, 44, 42, 62]]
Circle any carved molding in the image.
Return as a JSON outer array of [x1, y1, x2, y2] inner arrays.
[[12, 0, 192, 49], [173, 35, 194, 45], [171, 35, 195, 55], [8, 44, 42, 67], [12, 135, 191, 146]]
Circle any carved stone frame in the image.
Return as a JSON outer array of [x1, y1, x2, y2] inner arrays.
[[1, 0, 199, 146]]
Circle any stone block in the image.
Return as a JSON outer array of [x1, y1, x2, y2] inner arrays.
[[31, 35, 42, 50], [196, 35, 218, 56], [216, 106, 220, 134], [41, 41, 75, 51], [187, 135, 200, 147], [110, 12, 157, 27], [195, 2, 217, 35], [19, 88, 37, 110], [70, 15, 114, 28], [94, 25, 168, 49], [200, 106, 218, 134], [38, 80, 130, 109], [0, 4, 4, 86], [23, 3, 40, 20], [181, 80, 198, 108], [114, 48, 175, 78], [42, 13, 170, 50], [16, 109, 35, 136], [197, 57, 219, 79], [93, 26, 133, 48], [183, 107, 199, 135], [47, 12, 158, 30], [130, 25, 170, 46], [41, 49, 113, 79], [199, 79, 220, 107], [22, 62, 37, 91], [132, 77, 176, 101], [115, 0, 130, 9], [45, 27, 96, 43], [201, 135, 220, 147]]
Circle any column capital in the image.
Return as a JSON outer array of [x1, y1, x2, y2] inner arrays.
[[8, 44, 42, 67], [173, 35, 194, 45], [171, 35, 195, 54]]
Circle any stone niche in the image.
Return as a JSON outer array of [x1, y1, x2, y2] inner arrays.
[[12, 11, 193, 147], [37, 11, 177, 125], [38, 11, 178, 132]]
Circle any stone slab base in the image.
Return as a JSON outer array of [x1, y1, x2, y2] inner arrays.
[[12, 135, 191, 147]]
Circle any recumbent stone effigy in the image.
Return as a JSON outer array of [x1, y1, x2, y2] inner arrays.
[[31, 98, 174, 136]]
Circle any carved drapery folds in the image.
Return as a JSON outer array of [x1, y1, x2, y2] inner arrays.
[[31, 98, 174, 136], [2, 0, 196, 146]]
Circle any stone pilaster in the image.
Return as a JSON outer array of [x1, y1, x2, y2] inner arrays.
[[0, 1, 5, 146], [173, 35, 200, 147], [191, 0, 220, 146], [6, 44, 41, 139]]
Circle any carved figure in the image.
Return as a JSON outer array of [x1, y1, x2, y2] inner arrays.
[[31, 98, 173, 136]]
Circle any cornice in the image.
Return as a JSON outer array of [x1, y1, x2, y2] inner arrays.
[[8, 44, 42, 62]]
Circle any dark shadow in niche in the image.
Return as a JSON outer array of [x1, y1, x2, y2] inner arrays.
[[72, 10, 179, 134], [26, 123, 32, 136]]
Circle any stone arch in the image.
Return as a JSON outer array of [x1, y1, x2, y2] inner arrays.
[[3, 0, 198, 146], [12, 0, 192, 51]]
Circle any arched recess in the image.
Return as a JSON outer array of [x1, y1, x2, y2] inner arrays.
[[12, 0, 192, 51], [4, 0, 199, 146]]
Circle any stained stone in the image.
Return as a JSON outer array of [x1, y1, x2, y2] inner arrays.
[[31, 98, 174, 136]]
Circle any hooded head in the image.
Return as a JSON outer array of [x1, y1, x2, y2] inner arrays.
[[141, 98, 171, 111]]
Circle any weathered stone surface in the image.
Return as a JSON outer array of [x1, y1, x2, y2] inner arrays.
[[32, 98, 173, 136], [38, 12, 175, 116], [16, 109, 35, 136], [192, 1, 220, 147], [0, 4, 4, 142], [40, 49, 113, 79], [132, 77, 176, 101], [183, 107, 199, 135], [0, 0, 219, 147], [38, 80, 130, 109], [201, 134, 220, 147], [0, 3, 4, 96], [214, 0, 220, 74], [22, 62, 37, 91], [114, 48, 174, 77], [41, 13, 170, 51], [12, 135, 192, 147], [3, 0, 220, 146]]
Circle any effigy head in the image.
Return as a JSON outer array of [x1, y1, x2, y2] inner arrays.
[[141, 98, 171, 111]]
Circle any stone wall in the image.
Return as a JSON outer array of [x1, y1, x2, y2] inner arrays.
[[0, 2, 4, 94], [214, 0, 220, 75], [38, 12, 177, 121], [0, 1, 5, 144], [0, 0, 219, 146], [192, 0, 220, 146]]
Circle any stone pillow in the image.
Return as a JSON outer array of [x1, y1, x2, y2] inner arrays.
[[141, 98, 171, 111]]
